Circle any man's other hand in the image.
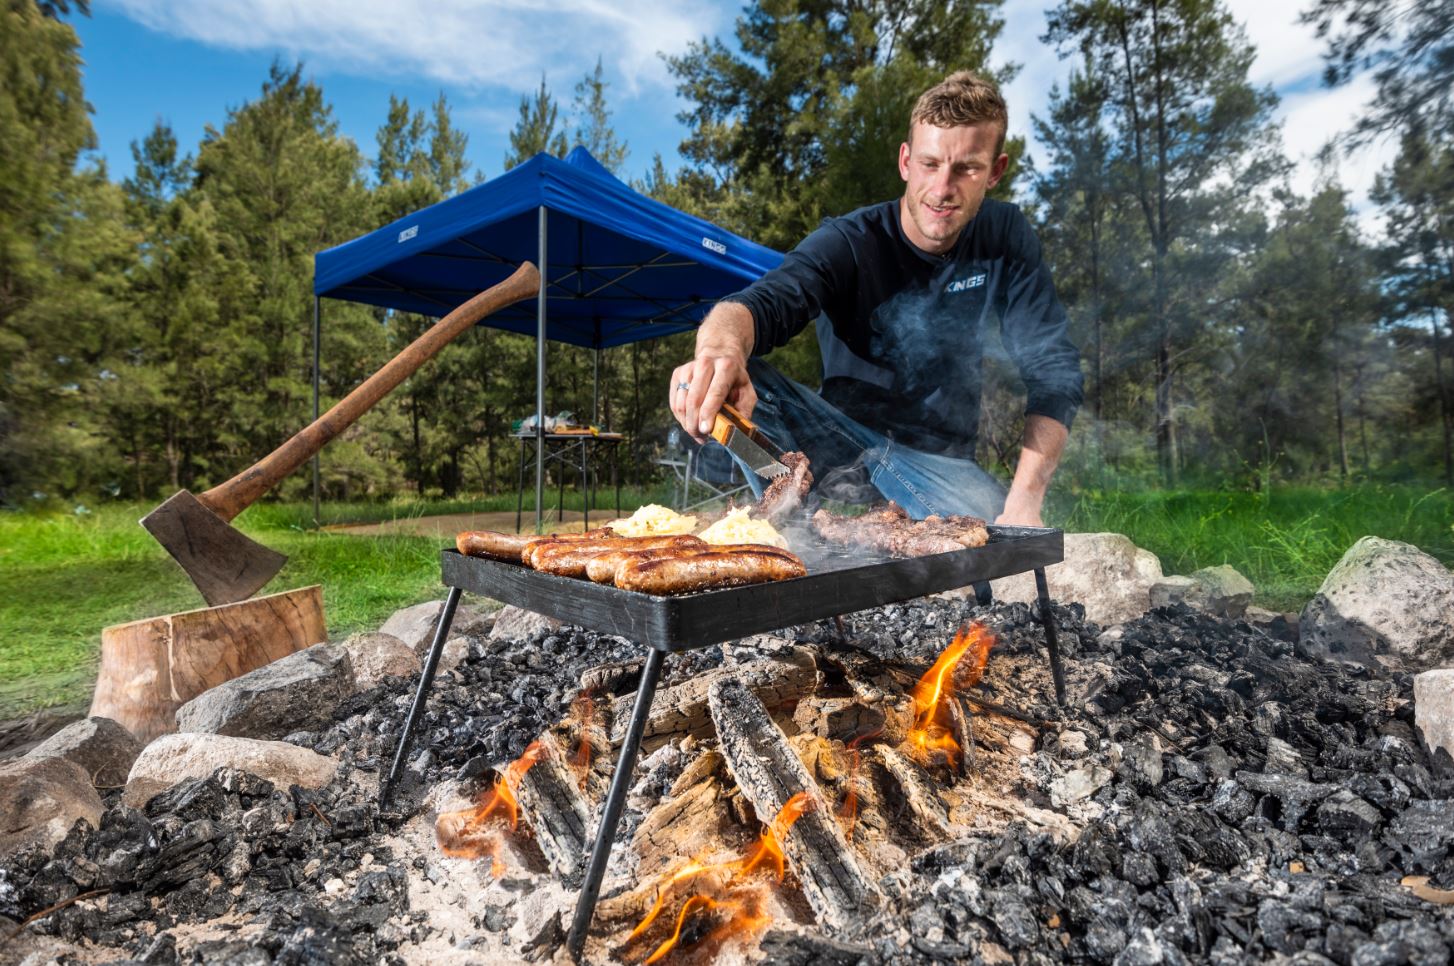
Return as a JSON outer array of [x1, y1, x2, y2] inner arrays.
[[994, 498, 1045, 528], [670, 303, 757, 441], [994, 414, 1068, 528]]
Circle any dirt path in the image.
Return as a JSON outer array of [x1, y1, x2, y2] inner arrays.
[[327, 509, 625, 539]]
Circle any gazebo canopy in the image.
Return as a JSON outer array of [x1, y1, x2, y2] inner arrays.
[[313, 146, 783, 348]]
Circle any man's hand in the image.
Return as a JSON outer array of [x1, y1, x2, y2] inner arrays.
[[670, 302, 756, 440], [994, 414, 1068, 527]]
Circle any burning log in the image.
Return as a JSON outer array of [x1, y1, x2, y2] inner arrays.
[[513, 733, 592, 882], [628, 751, 738, 882], [707, 677, 881, 932], [611, 650, 820, 747], [874, 746, 952, 839]]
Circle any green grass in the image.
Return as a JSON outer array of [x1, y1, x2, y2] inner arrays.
[[1, 483, 1449, 719]]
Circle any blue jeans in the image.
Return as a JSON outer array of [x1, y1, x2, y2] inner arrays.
[[698, 358, 1008, 521]]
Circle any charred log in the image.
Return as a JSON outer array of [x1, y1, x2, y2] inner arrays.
[[707, 677, 881, 932]]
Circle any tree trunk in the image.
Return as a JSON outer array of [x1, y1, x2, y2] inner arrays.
[[1155, 314, 1175, 485], [1333, 359, 1349, 479], [1433, 309, 1454, 486], [410, 390, 423, 495]]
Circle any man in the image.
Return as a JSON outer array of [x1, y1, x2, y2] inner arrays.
[[670, 71, 1083, 526]]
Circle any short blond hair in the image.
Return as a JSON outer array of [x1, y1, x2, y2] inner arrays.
[[910, 71, 1008, 154]]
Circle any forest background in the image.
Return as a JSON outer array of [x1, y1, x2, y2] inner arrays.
[[3, 0, 1453, 507]]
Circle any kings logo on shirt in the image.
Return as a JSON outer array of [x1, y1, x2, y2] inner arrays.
[[946, 273, 987, 293]]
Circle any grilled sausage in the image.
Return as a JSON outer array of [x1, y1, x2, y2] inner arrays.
[[456, 529, 533, 563], [615, 546, 806, 594], [520, 528, 616, 568], [533, 534, 707, 578], [584, 545, 714, 583]]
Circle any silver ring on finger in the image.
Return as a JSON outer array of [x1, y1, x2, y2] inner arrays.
[[676, 382, 690, 392]]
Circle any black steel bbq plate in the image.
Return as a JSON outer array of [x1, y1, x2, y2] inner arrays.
[[440, 525, 1063, 651]]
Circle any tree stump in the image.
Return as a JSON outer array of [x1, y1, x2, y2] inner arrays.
[[90, 585, 326, 744]]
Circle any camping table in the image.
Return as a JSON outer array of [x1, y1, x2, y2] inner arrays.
[[512, 431, 623, 532]]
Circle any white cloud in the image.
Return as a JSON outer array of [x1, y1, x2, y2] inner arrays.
[[99, 0, 720, 97]]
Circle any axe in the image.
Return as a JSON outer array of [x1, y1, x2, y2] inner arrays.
[[143, 261, 541, 606]]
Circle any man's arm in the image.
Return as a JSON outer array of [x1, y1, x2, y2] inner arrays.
[[670, 302, 756, 440], [996, 414, 1068, 527], [670, 221, 850, 439]]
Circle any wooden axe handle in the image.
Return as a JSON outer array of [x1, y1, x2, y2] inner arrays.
[[199, 261, 540, 521]]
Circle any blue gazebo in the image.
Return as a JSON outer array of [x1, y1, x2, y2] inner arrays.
[[313, 146, 783, 526]]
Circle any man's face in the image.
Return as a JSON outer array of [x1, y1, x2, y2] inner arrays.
[[897, 120, 1009, 255]]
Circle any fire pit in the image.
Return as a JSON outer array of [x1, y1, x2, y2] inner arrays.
[[381, 525, 1069, 959]]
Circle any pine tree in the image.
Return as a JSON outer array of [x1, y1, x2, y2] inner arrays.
[[1303, 0, 1454, 142], [1371, 131, 1454, 483], [504, 75, 568, 169], [572, 58, 627, 172], [0, 0, 105, 501], [1043, 0, 1284, 483], [193, 61, 379, 492]]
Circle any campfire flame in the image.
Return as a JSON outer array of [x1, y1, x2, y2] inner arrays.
[[627, 791, 816, 962], [907, 622, 994, 769], [435, 740, 546, 875]]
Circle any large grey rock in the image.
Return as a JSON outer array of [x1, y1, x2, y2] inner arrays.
[[1299, 537, 1454, 671], [25, 716, 141, 789], [1148, 575, 1196, 610], [380, 599, 494, 657], [1187, 565, 1255, 618], [488, 605, 561, 644], [0, 756, 103, 855], [990, 532, 1164, 626], [173, 643, 354, 739], [338, 632, 420, 689], [124, 733, 338, 808], [380, 599, 448, 654], [1150, 566, 1255, 618], [1414, 669, 1454, 773], [440, 635, 471, 673]]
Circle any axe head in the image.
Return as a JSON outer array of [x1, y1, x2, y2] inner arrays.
[[141, 490, 288, 606]]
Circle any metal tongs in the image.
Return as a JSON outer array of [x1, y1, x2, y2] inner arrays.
[[709, 402, 790, 483]]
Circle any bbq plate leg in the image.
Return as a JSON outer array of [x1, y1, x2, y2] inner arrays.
[[380, 586, 462, 809], [1033, 567, 1066, 706], [567, 646, 666, 961]]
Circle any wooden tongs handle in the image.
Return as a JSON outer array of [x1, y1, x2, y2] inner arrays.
[[709, 402, 783, 456], [709, 402, 752, 446]]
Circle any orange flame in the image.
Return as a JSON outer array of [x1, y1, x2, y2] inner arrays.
[[837, 725, 884, 843], [435, 740, 546, 874], [907, 623, 995, 769], [628, 791, 815, 962]]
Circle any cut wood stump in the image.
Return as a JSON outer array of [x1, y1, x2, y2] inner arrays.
[[707, 677, 880, 932], [90, 586, 326, 744]]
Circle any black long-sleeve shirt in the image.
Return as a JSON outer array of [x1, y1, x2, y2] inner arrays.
[[724, 198, 1083, 459]]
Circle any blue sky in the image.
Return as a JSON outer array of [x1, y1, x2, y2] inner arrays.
[[77, 0, 1392, 229]]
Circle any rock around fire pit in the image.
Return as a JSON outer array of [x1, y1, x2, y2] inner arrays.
[[2, 536, 1452, 965]]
